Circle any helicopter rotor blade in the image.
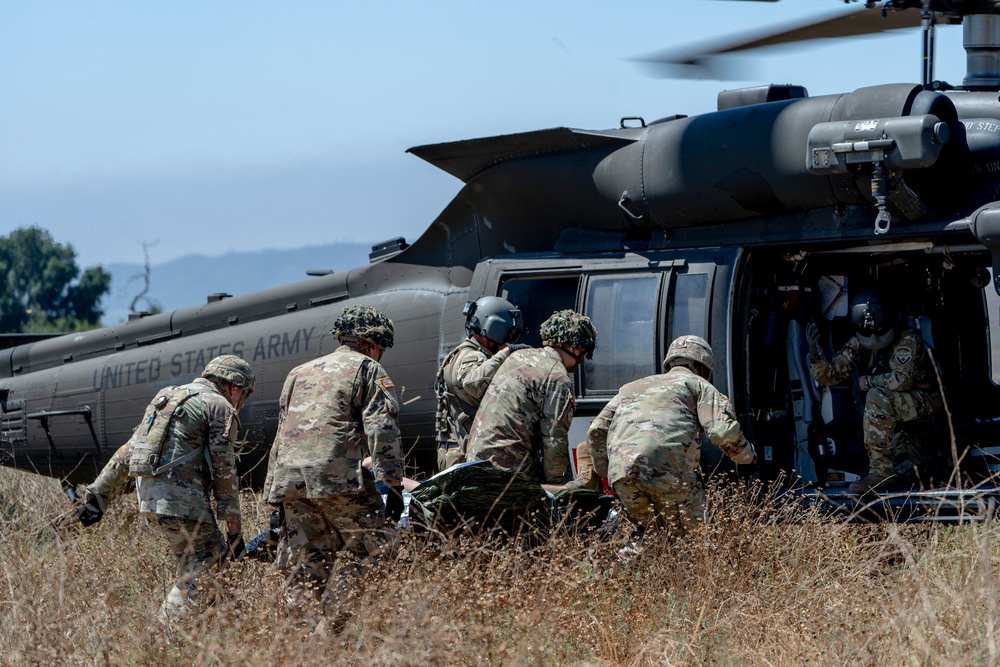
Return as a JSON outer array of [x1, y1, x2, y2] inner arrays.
[[633, 5, 925, 80]]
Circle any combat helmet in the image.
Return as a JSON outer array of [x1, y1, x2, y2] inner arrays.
[[539, 310, 598, 359], [664, 335, 715, 376], [202, 355, 255, 394], [332, 305, 395, 349], [849, 288, 895, 350], [463, 296, 525, 345]]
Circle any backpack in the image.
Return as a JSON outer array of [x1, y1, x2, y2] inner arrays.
[[127, 385, 208, 478]]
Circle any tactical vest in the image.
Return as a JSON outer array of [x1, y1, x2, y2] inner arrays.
[[128, 384, 209, 478], [434, 344, 479, 445]]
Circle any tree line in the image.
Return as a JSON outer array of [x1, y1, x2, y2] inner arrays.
[[0, 226, 111, 333]]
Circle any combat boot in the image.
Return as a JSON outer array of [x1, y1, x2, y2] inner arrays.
[[848, 472, 892, 495]]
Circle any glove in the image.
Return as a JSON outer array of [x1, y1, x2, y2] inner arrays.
[[227, 532, 246, 561], [805, 323, 823, 357], [858, 375, 872, 392], [384, 484, 405, 524], [75, 501, 103, 527]]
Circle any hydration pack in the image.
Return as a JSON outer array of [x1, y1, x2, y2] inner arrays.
[[128, 385, 207, 478]]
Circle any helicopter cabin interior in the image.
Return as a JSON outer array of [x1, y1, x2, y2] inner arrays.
[[471, 238, 1000, 490]]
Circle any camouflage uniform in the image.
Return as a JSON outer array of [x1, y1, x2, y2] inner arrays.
[[809, 328, 940, 478], [264, 345, 403, 612], [588, 366, 755, 534], [135, 376, 242, 621], [87, 441, 132, 508], [466, 346, 575, 484], [435, 337, 516, 471]]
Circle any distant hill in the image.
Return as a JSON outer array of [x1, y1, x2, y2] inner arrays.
[[101, 242, 372, 326]]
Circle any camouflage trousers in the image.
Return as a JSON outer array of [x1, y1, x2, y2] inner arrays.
[[437, 441, 465, 473], [145, 513, 227, 623], [283, 493, 396, 616], [863, 387, 940, 478], [612, 478, 707, 537]]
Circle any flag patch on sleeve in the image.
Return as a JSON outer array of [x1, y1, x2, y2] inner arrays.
[[379, 377, 395, 389]]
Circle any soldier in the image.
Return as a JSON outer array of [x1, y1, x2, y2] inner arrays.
[[806, 287, 941, 494], [131, 354, 255, 622], [263, 305, 404, 624], [466, 309, 597, 488], [587, 335, 756, 538], [435, 296, 525, 472]]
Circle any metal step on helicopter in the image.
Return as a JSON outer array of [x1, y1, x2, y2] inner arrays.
[[5, 0, 1000, 521]]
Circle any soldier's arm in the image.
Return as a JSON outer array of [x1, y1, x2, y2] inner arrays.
[[453, 347, 513, 401], [869, 330, 923, 392], [86, 441, 133, 507], [809, 338, 859, 386], [263, 372, 295, 496], [540, 378, 575, 484], [207, 399, 242, 525], [586, 396, 619, 480], [362, 363, 404, 485], [697, 383, 755, 464]]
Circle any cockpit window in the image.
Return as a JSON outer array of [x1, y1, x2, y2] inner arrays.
[[582, 275, 661, 395]]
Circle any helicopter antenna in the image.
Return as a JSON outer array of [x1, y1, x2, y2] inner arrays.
[[920, 0, 936, 87]]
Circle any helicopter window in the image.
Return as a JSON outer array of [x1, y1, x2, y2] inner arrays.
[[670, 272, 710, 340], [986, 269, 1000, 386], [582, 274, 661, 395], [498, 275, 579, 348]]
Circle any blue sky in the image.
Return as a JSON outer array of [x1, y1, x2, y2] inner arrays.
[[0, 1, 969, 269]]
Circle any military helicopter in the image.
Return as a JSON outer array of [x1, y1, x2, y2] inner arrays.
[[6, 0, 1000, 521]]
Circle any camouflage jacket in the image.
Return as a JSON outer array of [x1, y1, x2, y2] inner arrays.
[[809, 328, 934, 392], [466, 346, 574, 484], [135, 377, 242, 523], [588, 366, 754, 489], [88, 441, 132, 504], [264, 345, 403, 502], [435, 337, 514, 447]]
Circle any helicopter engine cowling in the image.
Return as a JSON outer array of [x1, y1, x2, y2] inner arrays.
[[591, 83, 963, 229]]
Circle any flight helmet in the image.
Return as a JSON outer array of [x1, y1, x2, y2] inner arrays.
[[202, 355, 255, 394], [463, 296, 525, 345], [539, 310, 598, 359], [664, 335, 715, 376], [849, 288, 895, 350], [332, 305, 395, 349]]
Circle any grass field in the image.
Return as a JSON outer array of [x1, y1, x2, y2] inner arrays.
[[2, 466, 999, 666]]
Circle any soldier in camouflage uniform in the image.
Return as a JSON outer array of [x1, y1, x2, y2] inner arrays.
[[435, 296, 525, 472], [588, 335, 756, 537], [807, 288, 941, 494], [134, 354, 255, 622], [263, 305, 404, 622], [466, 310, 597, 487]]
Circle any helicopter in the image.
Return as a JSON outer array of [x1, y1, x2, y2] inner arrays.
[[6, 0, 1000, 521]]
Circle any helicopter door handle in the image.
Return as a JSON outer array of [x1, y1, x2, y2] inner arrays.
[[618, 190, 646, 221]]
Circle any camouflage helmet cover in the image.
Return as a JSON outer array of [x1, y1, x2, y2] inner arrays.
[[664, 335, 715, 374], [539, 309, 598, 359], [332, 305, 395, 349], [202, 354, 255, 393]]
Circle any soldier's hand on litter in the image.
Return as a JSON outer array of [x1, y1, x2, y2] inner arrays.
[[384, 483, 405, 523], [805, 323, 823, 356], [227, 532, 246, 561], [75, 501, 103, 527], [858, 375, 872, 392]]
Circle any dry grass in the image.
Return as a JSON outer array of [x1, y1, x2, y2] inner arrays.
[[2, 467, 999, 667]]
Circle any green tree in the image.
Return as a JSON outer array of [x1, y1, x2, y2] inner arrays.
[[0, 226, 111, 333]]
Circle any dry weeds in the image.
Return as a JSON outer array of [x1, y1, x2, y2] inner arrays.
[[1, 467, 999, 666]]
